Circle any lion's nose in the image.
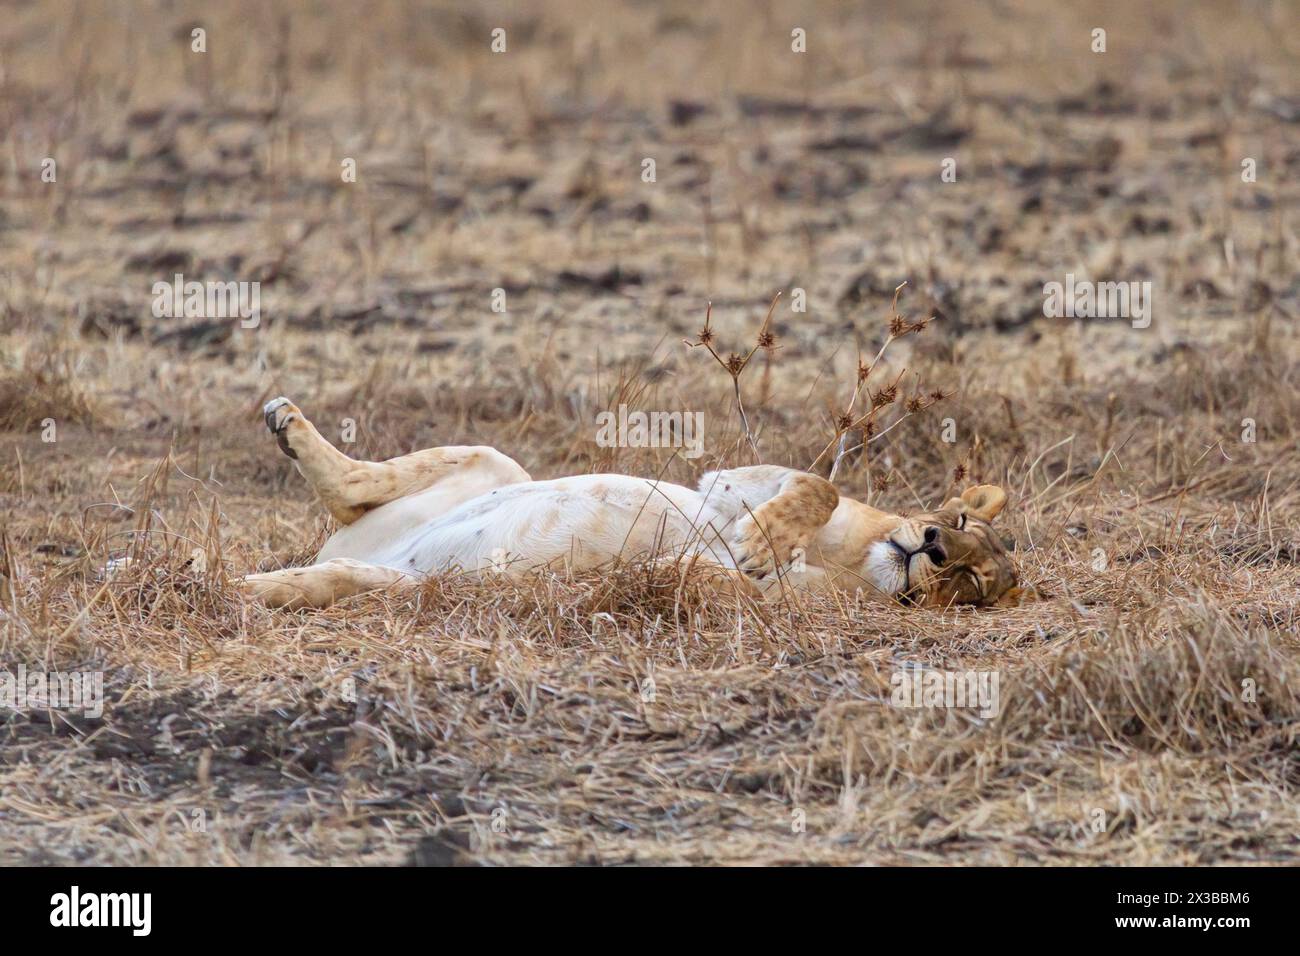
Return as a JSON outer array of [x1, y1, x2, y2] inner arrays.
[[922, 526, 947, 566]]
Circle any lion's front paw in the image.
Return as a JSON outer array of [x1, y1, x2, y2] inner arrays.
[[263, 397, 303, 459], [689, 563, 765, 601], [733, 512, 796, 580]]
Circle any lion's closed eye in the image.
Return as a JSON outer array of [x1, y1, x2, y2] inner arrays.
[[954, 568, 987, 604]]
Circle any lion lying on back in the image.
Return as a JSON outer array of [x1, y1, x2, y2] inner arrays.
[[241, 397, 1024, 610]]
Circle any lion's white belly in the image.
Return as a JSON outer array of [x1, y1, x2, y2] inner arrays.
[[316, 474, 736, 575]]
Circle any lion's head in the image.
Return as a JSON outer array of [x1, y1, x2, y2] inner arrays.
[[866, 484, 1024, 608]]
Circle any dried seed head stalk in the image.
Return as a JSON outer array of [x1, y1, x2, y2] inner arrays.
[[949, 434, 983, 491], [685, 292, 782, 459], [809, 282, 944, 483]]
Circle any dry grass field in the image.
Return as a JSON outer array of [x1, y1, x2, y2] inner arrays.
[[1, 0, 1297, 865]]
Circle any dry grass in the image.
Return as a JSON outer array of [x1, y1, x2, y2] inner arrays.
[[0, 0, 1298, 865]]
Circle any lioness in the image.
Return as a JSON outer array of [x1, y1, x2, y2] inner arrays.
[[242, 397, 1024, 610]]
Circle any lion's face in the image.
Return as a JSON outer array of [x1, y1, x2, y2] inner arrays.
[[865, 485, 1023, 608]]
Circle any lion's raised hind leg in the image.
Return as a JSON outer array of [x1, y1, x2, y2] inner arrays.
[[262, 397, 530, 525]]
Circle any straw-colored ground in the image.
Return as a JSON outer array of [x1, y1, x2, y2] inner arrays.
[[1, 1, 1297, 864]]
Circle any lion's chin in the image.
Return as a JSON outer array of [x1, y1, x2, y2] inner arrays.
[[864, 540, 908, 600]]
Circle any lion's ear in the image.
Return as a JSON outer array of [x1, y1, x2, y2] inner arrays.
[[994, 586, 1023, 607], [995, 583, 1042, 607], [960, 484, 1007, 522]]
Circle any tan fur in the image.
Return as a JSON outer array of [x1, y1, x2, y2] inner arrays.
[[263, 398, 530, 524], [730, 467, 840, 577], [242, 397, 1022, 610]]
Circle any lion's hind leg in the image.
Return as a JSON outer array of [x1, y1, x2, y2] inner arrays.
[[240, 558, 417, 610], [262, 397, 529, 525]]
